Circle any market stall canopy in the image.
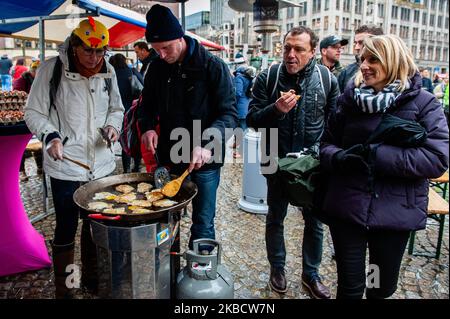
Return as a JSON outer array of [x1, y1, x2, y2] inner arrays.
[[0, 0, 225, 50]]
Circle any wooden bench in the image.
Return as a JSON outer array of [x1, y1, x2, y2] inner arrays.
[[408, 188, 449, 259], [25, 140, 42, 153], [430, 171, 449, 184], [430, 171, 449, 199]]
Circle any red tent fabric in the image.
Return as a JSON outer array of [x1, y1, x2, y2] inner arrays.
[[108, 22, 145, 48], [108, 21, 225, 51]]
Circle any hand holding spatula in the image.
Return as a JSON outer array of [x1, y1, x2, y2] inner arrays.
[[161, 146, 210, 198], [161, 169, 189, 198]]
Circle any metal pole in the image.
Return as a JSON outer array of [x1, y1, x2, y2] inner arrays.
[[22, 39, 26, 58], [1, 12, 97, 24], [39, 18, 45, 61], [244, 13, 249, 44], [181, 1, 186, 30], [262, 33, 271, 52]]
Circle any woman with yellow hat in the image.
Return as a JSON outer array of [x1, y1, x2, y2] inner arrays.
[[24, 18, 124, 299]]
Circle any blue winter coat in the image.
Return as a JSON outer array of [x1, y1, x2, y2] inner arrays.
[[0, 56, 13, 75], [320, 73, 449, 231], [234, 67, 252, 119]]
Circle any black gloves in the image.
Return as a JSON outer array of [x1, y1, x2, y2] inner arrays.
[[332, 144, 371, 174]]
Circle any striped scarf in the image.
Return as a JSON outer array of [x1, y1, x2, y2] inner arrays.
[[354, 80, 408, 113]]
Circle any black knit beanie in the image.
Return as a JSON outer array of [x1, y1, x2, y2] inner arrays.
[[145, 4, 184, 43]]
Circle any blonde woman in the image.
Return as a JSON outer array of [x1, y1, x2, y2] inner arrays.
[[320, 35, 449, 299]]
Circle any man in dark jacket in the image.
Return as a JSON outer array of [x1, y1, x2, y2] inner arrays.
[[137, 5, 237, 249], [316, 35, 348, 77], [133, 41, 159, 77], [246, 26, 339, 298], [419, 68, 434, 93], [337, 25, 383, 92]]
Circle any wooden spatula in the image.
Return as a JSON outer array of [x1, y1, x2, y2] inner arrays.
[[63, 155, 91, 171], [161, 169, 189, 198]]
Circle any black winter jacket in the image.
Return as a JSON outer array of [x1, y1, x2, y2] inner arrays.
[[337, 59, 359, 92], [139, 49, 159, 77], [114, 67, 133, 111], [246, 59, 339, 172], [137, 36, 237, 170]]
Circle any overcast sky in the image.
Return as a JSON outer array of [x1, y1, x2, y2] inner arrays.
[[185, 0, 210, 15]]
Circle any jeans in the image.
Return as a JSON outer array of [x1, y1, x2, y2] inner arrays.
[[50, 178, 87, 245], [188, 168, 221, 250], [329, 220, 410, 299], [266, 175, 324, 279], [1, 74, 12, 91]]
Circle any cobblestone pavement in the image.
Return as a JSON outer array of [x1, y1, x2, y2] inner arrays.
[[0, 150, 448, 299]]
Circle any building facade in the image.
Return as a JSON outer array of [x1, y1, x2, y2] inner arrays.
[[186, 11, 214, 40], [208, 0, 237, 61], [224, 0, 449, 73], [210, 0, 235, 28], [186, 11, 210, 30]]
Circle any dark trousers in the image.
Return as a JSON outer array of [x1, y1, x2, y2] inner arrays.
[[236, 119, 247, 155], [329, 220, 410, 299], [50, 178, 87, 245], [122, 150, 141, 173], [50, 177, 98, 291], [266, 175, 324, 279]]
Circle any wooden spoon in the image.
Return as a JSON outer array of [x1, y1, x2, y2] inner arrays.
[[161, 169, 190, 198], [62, 155, 91, 171]]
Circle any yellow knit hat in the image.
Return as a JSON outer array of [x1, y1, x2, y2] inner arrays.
[[73, 17, 109, 48], [30, 61, 40, 70]]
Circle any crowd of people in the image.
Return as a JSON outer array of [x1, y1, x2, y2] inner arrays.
[[2, 3, 447, 300], [0, 55, 41, 93]]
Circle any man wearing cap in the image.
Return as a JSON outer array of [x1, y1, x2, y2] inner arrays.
[[337, 25, 384, 92], [24, 18, 124, 298], [317, 35, 348, 77], [137, 5, 237, 250]]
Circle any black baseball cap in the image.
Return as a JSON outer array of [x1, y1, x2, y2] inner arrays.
[[320, 35, 349, 50]]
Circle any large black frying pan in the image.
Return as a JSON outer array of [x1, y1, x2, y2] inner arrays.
[[73, 172, 197, 222]]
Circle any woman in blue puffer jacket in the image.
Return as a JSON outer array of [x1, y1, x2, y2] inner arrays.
[[320, 35, 449, 299], [232, 65, 256, 158]]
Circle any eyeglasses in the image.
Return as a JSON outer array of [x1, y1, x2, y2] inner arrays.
[[330, 45, 344, 51], [79, 45, 107, 57]]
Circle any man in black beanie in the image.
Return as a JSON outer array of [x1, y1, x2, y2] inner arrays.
[[137, 4, 237, 251]]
